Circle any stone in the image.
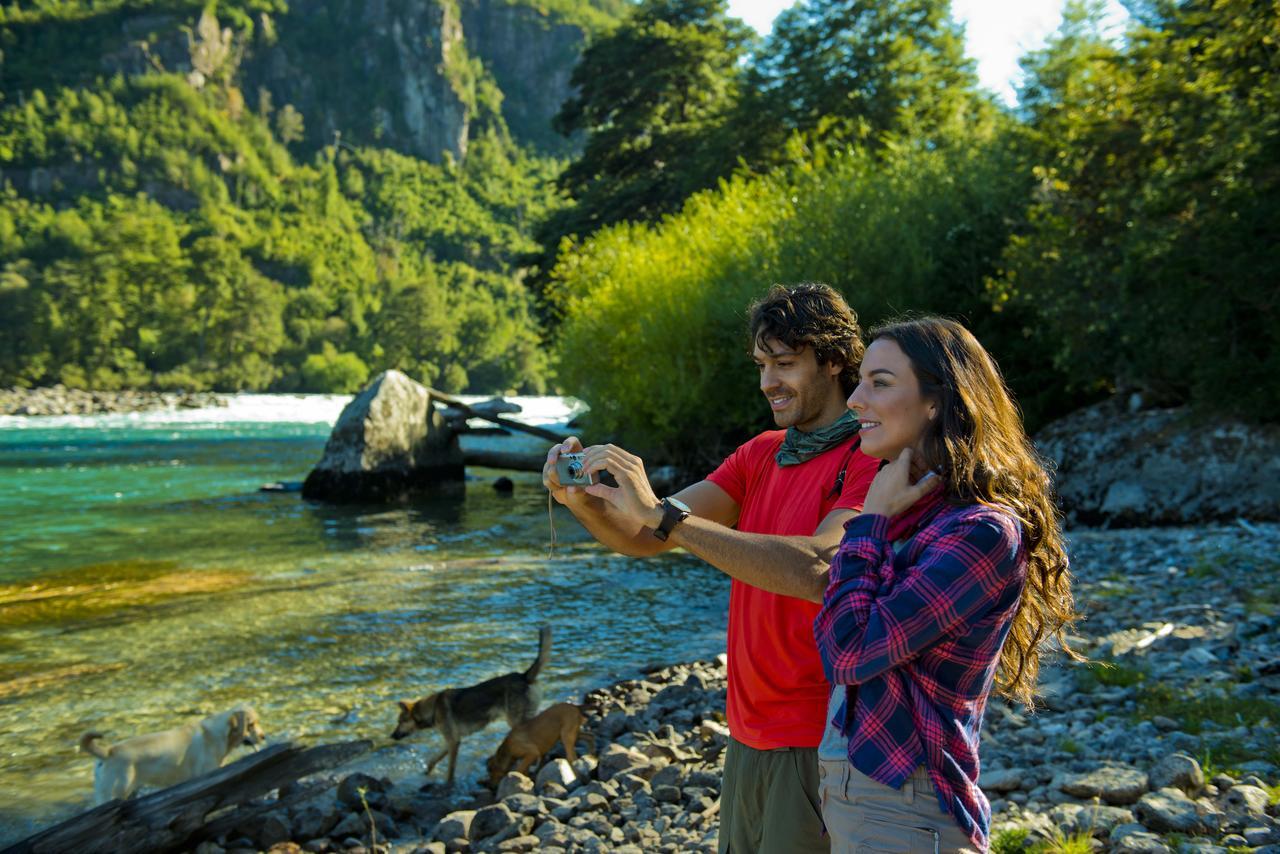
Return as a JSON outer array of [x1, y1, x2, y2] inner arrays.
[[293, 807, 341, 841], [1057, 766, 1150, 805], [536, 758, 578, 791], [495, 772, 534, 801], [501, 793, 543, 815], [1134, 787, 1207, 833], [597, 744, 650, 781], [653, 785, 682, 803], [496, 836, 541, 852], [981, 768, 1024, 794], [699, 720, 730, 740], [432, 810, 476, 842], [235, 811, 292, 849], [650, 764, 687, 789], [302, 370, 464, 502], [336, 773, 389, 809], [1036, 400, 1280, 525], [329, 812, 368, 841], [1149, 752, 1205, 793], [1110, 823, 1172, 853], [1246, 827, 1280, 845], [470, 803, 519, 842], [1050, 802, 1136, 837], [1224, 784, 1270, 816]]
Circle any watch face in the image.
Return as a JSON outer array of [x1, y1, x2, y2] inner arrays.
[[668, 497, 691, 513]]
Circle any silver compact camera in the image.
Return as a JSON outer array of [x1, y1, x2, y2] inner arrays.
[[556, 452, 618, 487]]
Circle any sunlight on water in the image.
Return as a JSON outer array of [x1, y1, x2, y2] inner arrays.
[[0, 395, 726, 844]]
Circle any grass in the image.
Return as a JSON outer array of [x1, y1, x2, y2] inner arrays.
[[992, 819, 1097, 854], [991, 828, 1031, 854], [1059, 737, 1082, 755], [1030, 825, 1095, 854], [1137, 682, 1280, 735], [1078, 659, 1148, 690]]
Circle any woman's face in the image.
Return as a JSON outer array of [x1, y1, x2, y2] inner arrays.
[[847, 338, 937, 461]]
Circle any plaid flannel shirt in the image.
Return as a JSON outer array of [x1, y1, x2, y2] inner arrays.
[[814, 504, 1027, 852]]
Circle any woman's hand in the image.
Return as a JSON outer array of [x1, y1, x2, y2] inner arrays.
[[579, 444, 663, 532], [862, 448, 940, 518]]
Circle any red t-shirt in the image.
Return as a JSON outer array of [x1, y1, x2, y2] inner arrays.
[[706, 430, 878, 749]]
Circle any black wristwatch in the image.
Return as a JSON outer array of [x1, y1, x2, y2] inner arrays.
[[653, 497, 691, 541]]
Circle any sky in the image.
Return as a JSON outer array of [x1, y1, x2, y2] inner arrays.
[[725, 0, 1129, 105]]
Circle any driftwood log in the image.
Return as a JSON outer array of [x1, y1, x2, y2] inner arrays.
[[4, 739, 371, 854], [431, 391, 571, 445], [462, 448, 547, 473]]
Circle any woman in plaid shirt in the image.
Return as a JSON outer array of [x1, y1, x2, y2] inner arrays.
[[813, 317, 1081, 853]]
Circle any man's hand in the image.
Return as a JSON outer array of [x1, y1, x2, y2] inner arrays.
[[862, 448, 940, 518], [579, 444, 663, 532], [543, 436, 585, 506]]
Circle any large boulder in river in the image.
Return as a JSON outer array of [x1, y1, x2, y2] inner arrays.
[[302, 370, 464, 502], [1036, 399, 1280, 525]]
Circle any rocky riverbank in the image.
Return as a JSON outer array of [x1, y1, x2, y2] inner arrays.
[[0, 385, 226, 416], [185, 521, 1279, 854]]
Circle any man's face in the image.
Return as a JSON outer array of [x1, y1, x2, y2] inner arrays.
[[753, 338, 844, 431]]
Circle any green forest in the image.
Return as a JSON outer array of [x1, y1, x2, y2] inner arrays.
[[1, 0, 1276, 458]]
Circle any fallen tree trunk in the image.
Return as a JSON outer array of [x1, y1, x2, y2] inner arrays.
[[3, 739, 371, 854], [430, 391, 570, 445], [462, 449, 547, 473]]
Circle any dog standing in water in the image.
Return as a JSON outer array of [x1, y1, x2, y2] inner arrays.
[[79, 704, 266, 804], [392, 626, 551, 785]]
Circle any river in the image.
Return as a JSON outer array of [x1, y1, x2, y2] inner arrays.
[[0, 395, 729, 844]]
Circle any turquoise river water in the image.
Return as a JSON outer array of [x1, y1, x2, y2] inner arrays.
[[0, 395, 729, 844]]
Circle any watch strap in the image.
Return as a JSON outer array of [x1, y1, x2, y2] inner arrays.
[[653, 498, 690, 541]]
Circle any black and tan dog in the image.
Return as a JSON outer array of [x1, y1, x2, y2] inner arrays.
[[391, 626, 551, 784]]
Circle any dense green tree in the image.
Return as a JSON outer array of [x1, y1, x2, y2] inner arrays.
[[993, 0, 1280, 415], [743, 0, 986, 157], [0, 70, 556, 393], [531, 0, 755, 317]]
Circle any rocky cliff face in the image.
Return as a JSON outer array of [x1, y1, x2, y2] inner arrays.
[[460, 0, 586, 155], [1036, 399, 1280, 526], [239, 0, 593, 161], [19, 0, 596, 163]]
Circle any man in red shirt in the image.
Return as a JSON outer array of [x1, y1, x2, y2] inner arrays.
[[544, 283, 878, 853]]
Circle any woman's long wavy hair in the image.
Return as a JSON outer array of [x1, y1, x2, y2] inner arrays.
[[870, 316, 1082, 708]]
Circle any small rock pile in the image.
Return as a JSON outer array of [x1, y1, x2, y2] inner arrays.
[[981, 521, 1280, 853], [193, 521, 1279, 854], [0, 385, 226, 416]]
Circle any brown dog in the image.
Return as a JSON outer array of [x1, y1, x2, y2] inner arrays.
[[485, 702, 592, 787], [392, 626, 550, 785]]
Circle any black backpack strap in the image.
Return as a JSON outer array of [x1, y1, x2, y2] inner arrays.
[[825, 437, 862, 502]]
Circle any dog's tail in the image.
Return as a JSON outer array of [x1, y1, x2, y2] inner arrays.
[[78, 732, 111, 759], [524, 625, 552, 681]]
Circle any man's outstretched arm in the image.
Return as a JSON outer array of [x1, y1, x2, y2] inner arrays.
[[543, 439, 739, 557], [575, 443, 855, 603]]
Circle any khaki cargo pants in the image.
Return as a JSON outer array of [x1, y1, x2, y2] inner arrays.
[[817, 758, 980, 854], [719, 737, 829, 854]]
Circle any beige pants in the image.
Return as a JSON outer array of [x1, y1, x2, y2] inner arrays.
[[818, 758, 980, 854]]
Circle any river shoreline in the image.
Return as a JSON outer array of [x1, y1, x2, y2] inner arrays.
[[0, 385, 228, 416], [121, 519, 1280, 854]]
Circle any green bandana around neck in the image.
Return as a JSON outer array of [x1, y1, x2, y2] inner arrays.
[[775, 410, 860, 467]]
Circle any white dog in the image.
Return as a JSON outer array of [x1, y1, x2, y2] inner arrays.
[[79, 704, 266, 804]]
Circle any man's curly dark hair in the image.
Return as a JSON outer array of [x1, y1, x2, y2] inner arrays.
[[747, 282, 864, 395]]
